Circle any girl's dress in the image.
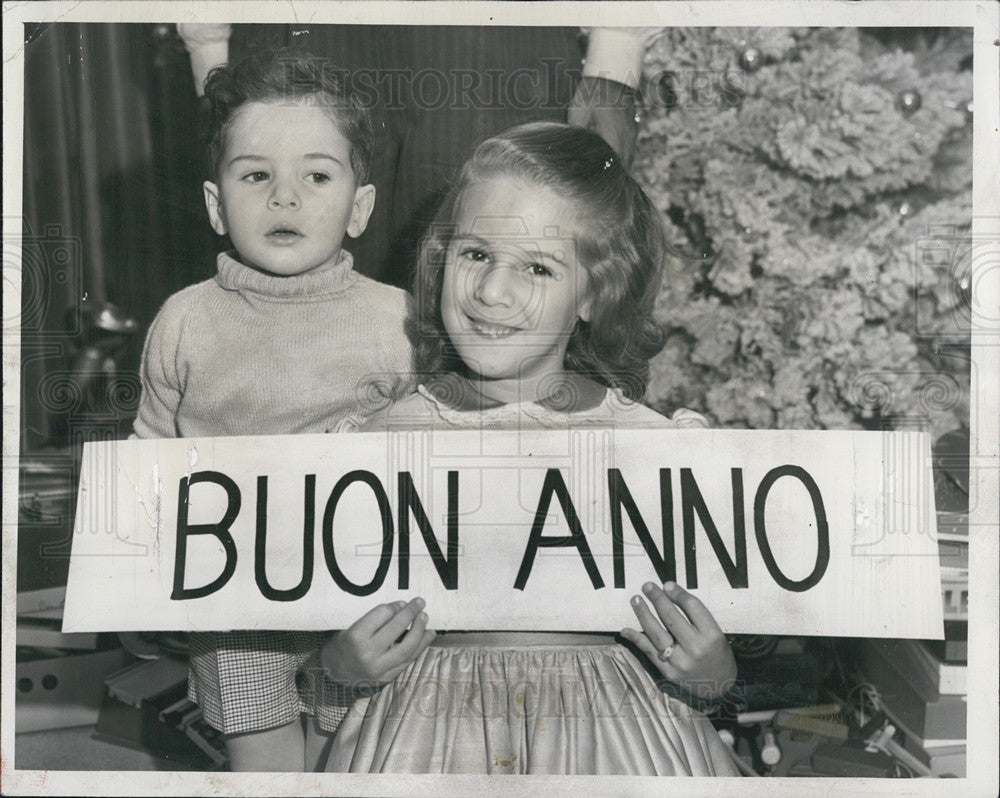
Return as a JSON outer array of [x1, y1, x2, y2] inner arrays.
[[326, 381, 738, 775]]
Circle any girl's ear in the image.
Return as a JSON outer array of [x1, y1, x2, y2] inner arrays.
[[347, 184, 377, 239], [203, 181, 227, 236], [578, 294, 593, 324]]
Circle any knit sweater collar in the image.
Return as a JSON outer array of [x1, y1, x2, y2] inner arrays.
[[215, 249, 356, 298]]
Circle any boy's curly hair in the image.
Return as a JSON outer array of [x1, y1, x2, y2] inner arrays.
[[411, 122, 669, 403], [203, 48, 373, 184]]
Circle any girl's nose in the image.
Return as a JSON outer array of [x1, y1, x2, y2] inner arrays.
[[473, 264, 516, 307], [268, 181, 299, 209]]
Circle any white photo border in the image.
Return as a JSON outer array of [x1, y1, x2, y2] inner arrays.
[[3, 2, 997, 796]]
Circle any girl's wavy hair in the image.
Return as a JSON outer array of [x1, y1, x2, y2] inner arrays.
[[411, 122, 668, 402], [203, 48, 374, 184]]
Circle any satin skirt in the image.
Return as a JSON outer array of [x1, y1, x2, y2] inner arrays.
[[326, 642, 738, 776]]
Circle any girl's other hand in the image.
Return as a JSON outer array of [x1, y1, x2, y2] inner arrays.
[[622, 582, 737, 701], [321, 598, 435, 687]]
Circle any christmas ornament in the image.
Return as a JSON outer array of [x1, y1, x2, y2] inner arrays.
[[655, 71, 679, 111], [738, 46, 763, 72], [957, 273, 972, 307], [896, 89, 922, 115]]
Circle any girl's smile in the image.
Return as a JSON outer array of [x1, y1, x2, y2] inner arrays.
[[441, 175, 592, 403], [465, 315, 520, 338]]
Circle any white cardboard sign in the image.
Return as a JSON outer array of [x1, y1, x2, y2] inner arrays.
[[63, 428, 943, 637]]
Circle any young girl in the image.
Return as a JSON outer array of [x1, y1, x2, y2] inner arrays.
[[322, 122, 740, 775]]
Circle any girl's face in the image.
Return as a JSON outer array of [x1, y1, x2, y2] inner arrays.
[[441, 176, 592, 398]]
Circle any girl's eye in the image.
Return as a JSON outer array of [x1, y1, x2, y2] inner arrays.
[[243, 171, 269, 183], [526, 262, 553, 278], [460, 247, 490, 264], [307, 172, 331, 185]]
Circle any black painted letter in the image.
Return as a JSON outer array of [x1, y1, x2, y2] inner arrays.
[[680, 468, 749, 590], [254, 475, 315, 602], [398, 471, 459, 590], [322, 471, 393, 596], [514, 469, 605, 591], [609, 468, 677, 588], [754, 465, 829, 592], [171, 471, 240, 600]]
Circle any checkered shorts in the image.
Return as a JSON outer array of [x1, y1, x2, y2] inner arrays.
[[187, 631, 357, 736]]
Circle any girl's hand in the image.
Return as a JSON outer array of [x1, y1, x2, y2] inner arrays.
[[321, 598, 435, 687], [622, 581, 736, 701]]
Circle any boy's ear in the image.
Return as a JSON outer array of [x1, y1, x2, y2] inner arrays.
[[346, 184, 376, 239], [203, 181, 227, 236]]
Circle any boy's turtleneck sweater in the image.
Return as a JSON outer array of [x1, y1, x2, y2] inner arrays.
[[133, 250, 414, 439]]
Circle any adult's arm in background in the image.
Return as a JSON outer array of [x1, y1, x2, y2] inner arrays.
[[568, 27, 664, 166]]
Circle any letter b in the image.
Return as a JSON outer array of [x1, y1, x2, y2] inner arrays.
[[171, 471, 240, 600]]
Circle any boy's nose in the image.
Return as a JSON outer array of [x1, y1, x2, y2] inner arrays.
[[473, 264, 516, 307], [268, 182, 299, 209]]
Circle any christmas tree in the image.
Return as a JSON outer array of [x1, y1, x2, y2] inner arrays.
[[636, 27, 972, 437]]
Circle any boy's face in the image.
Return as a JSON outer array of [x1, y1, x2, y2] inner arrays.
[[204, 99, 374, 277], [441, 175, 592, 391]]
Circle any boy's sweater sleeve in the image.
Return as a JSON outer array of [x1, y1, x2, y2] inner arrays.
[[361, 281, 418, 405], [132, 293, 190, 439], [390, 291, 418, 401]]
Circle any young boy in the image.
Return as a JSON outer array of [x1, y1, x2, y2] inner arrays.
[[133, 50, 433, 771]]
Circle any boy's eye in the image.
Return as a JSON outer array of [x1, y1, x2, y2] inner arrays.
[[307, 172, 331, 185], [243, 171, 269, 183]]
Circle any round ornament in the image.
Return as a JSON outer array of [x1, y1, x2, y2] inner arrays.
[[896, 89, 922, 115], [738, 46, 763, 72], [655, 71, 680, 111]]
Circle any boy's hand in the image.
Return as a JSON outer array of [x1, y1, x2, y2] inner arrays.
[[321, 598, 435, 688], [622, 582, 737, 701]]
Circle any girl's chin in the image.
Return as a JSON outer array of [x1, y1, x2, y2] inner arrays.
[[463, 363, 562, 381]]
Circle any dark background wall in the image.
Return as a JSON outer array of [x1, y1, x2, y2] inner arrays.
[[20, 23, 216, 453]]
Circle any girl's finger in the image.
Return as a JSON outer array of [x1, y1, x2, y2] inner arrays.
[[621, 627, 682, 680], [630, 594, 675, 651], [661, 582, 724, 635], [641, 583, 698, 649], [383, 614, 435, 670], [350, 601, 407, 636], [373, 597, 426, 648], [380, 629, 436, 684]]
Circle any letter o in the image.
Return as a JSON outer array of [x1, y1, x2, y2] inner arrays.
[[322, 471, 394, 597], [753, 466, 830, 592]]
